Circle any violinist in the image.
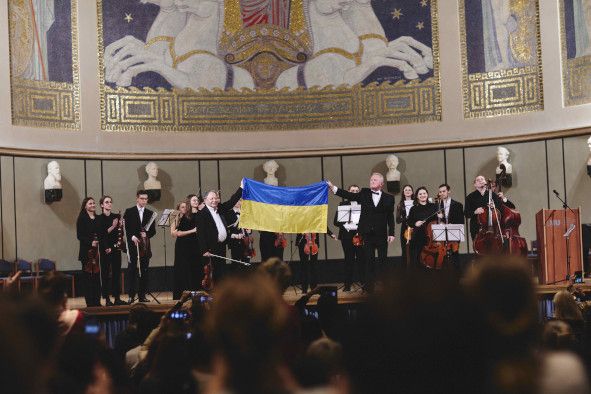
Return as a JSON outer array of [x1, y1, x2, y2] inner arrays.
[[97, 196, 125, 306], [464, 175, 503, 241], [76, 197, 101, 307], [225, 199, 254, 267], [296, 230, 337, 293], [437, 184, 465, 269], [396, 185, 415, 267], [171, 200, 196, 299], [124, 190, 156, 304], [406, 187, 438, 269], [334, 184, 366, 292], [260, 231, 285, 261]]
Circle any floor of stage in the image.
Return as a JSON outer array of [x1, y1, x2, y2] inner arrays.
[[69, 281, 589, 316]]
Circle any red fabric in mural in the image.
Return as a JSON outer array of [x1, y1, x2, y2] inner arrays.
[[240, 0, 290, 28]]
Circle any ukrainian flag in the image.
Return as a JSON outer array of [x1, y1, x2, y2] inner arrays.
[[240, 178, 328, 233]]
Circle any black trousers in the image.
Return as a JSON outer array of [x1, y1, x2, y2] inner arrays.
[[362, 234, 388, 291], [127, 252, 150, 299], [298, 246, 318, 293], [100, 250, 121, 299], [81, 260, 101, 307], [341, 235, 365, 287], [260, 232, 285, 262]]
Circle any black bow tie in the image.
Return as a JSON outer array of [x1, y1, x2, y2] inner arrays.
[[372, 191, 380, 195]]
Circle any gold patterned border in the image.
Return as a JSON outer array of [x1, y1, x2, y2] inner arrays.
[[459, 0, 544, 119], [97, 0, 441, 132], [559, 0, 591, 106], [7, 0, 80, 130]]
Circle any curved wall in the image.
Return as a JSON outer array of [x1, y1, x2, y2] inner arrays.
[[0, 1, 590, 157]]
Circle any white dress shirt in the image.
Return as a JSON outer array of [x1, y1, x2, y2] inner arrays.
[[137, 205, 144, 223], [207, 205, 227, 242], [371, 190, 381, 207]]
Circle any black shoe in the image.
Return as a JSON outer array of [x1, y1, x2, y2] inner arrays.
[[138, 297, 149, 303], [113, 298, 126, 306], [105, 298, 114, 307]]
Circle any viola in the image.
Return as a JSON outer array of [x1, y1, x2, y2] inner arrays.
[[85, 234, 101, 274], [274, 233, 287, 249], [303, 233, 319, 255], [352, 233, 363, 246], [202, 258, 213, 290]]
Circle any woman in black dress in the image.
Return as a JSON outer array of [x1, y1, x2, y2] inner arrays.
[[396, 185, 415, 267], [76, 197, 101, 307], [407, 187, 438, 270], [171, 200, 196, 299]]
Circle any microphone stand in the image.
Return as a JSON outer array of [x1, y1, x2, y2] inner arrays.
[[552, 191, 577, 283]]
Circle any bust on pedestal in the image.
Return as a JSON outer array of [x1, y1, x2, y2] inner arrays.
[[44, 161, 63, 203], [144, 162, 162, 203], [263, 160, 279, 186], [385, 154, 401, 193], [587, 137, 591, 177], [495, 146, 513, 188]]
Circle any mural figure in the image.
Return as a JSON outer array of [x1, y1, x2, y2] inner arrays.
[[572, 0, 591, 57]]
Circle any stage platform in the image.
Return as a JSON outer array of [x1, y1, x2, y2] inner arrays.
[[69, 281, 590, 317]]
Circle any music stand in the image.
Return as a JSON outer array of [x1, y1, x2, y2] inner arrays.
[[336, 203, 364, 292], [431, 224, 465, 269], [154, 209, 174, 300]]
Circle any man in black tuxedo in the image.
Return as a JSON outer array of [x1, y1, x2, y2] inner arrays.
[[124, 190, 156, 303], [197, 185, 243, 285], [437, 184, 465, 271], [328, 173, 395, 291]]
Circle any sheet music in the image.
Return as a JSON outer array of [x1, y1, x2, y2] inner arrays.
[[158, 209, 175, 226], [337, 203, 361, 224], [431, 224, 465, 242]]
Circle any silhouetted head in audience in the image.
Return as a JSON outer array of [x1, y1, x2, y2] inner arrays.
[[542, 320, 576, 351], [341, 269, 482, 394], [38, 271, 70, 311], [298, 337, 344, 389], [206, 274, 292, 394], [464, 256, 540, 394], [259, 257, 292, 294], [553, 290, 583, 322]]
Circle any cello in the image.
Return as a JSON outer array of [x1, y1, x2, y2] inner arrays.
[[420, 199, 459, 269], [495, 170, 528, 256], [473, 180, 504, 255]]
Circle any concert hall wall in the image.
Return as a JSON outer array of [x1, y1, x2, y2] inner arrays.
[[1, 134, 590, 271]]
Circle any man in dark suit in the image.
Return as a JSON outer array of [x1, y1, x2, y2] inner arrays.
[[124, 190, 156, 303], [437, 184, 465, 271], [327, 173, 395, 291], [197, 185, 243, 285]]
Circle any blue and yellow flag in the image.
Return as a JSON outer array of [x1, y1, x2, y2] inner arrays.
[[239, 178, 328, 234]]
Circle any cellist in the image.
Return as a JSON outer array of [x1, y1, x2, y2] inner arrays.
[[464, 175, 504, 242], [406, 187, 438, 269], [76, 197, 101, 307]]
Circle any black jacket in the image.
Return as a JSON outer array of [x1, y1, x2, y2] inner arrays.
[[197, 188, 243, 254], [77, 211, 100, 262], [124, 206, 157, 257], [335, 188, 395, 240]]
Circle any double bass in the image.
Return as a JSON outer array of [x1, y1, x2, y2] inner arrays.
[[473, 180, 504, 255], [495, 170, 528, 256]]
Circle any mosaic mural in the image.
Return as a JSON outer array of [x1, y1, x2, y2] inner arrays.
[[560, 0, 591, 106], [8, 0, 80, 129], [459, 0, 543, 119], [97, 0, 441, 131]]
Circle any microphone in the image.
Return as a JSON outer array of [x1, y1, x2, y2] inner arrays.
[[553, 189, 560, 196]]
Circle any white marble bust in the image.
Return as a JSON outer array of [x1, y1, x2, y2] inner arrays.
[[385, 154, 401, 182], [495, 146, 513, 174], [44, 161, 62, 190], [263, 160, 279, 186], [587, 136, 591, 165], [143, 162, 162, 190]]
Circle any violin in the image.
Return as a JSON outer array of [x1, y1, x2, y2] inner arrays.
[[114, 211, 125, 251], [274, 233, 287, 249], [473, 180, 504, 255], [303, 233, 319, 255], [242, 232, 256, 258], [352, 233, 363, 246], [202, 258, 213, 290], [85, 234, 101, 274]]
